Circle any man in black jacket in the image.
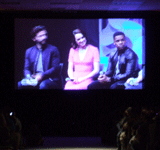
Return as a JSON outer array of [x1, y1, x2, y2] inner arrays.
[[88, 31, 140, 89], [18, 25, 60, 89]]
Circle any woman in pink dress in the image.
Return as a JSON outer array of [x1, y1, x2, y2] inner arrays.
[[64, 29, 100, 90]]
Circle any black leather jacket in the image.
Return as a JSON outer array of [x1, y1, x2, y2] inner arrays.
[[105, 46, 140, 81]]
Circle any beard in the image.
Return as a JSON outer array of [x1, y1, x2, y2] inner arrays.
[[36, 39, 47, 47], [35, 40, 47, 50], [118, 44, 126, 50], [40, 39, 47, 45]]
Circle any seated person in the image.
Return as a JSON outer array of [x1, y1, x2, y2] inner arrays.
[[124, 65, 145, 90], [18, 25, 61, 89], [88, 31, 140, 89], [64, 28, 100, 90]]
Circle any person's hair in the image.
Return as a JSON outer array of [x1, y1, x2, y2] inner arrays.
[[30, 25, 47, 39], [71, 28, 88, 49], [113, 31, 125, 39]]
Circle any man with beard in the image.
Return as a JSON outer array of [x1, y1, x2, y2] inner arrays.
[[88, 31, 140, 89], [18, 25, 60, 89]]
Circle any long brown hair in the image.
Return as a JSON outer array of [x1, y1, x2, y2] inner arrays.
[[71, 28, 88, 49]]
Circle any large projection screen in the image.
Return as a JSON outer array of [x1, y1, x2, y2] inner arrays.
[[15, 18, 145, 90]]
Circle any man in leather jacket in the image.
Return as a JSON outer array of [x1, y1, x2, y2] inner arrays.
[[88, 31, 140, 89]]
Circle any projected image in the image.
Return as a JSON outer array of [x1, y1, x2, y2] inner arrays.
[[15, 18, 145, 90], [15, 19, 99, 90], [64, 28, 100, 90], [98, 18, 145, 90], [16, 25, 61, 89]]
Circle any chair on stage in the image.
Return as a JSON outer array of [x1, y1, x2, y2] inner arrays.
[[59, 63, 64, 89]]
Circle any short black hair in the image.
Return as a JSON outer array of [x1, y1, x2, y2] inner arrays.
[[113, 31, 125, 39], [30, 25, 47, 39]]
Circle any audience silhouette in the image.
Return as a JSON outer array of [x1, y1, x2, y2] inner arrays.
[[1, 105, 160, 150], [116, 106, 160, 150]]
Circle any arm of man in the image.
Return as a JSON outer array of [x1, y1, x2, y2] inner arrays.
[[125, 66, 145, 85], [135, 66, 145, 84], [114, 51, 138, 81], [24, 48, 32, 78], [105, 52, 115, 77], [41, 47, 60, 80]]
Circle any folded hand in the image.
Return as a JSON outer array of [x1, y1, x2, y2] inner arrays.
[[32, 73, 43, 82], [98, 74, 111, 83]]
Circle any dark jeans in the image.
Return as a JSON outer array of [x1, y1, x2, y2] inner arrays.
[[18, 79, 60, 89], [87, 80, 126, 89]]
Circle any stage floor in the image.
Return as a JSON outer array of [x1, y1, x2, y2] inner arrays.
[[22, 137, 117, 150]]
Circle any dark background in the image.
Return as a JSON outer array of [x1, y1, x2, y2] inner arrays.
[[1, 10, 160, 146]]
